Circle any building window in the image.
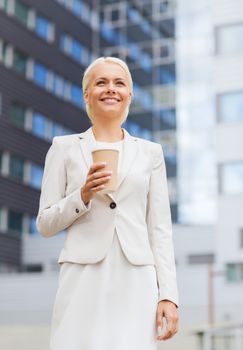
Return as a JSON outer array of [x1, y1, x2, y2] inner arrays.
[[71, 85, 83, 108], [32, 112, 48, 139], [240, 228, 243, 248], [8, 210, 23, 234], [158, 65, 175, 84], [22, 263, 43, 272], [104, 3, 125, 26], [29, 216, 38, 235], [220, 162, 243, 195], [60, 33, 91, 66], [13, 50, 27, 75], [33, 62, 48, 88], [30, 163, 43, 190], [10, 102, 26, 127], [218, 91, 243, 123], [55, 0, 91, 24], [35, 14, 52, 41], [188, 254, 215, 265], [15, 0, 29, 26], [216, 23, 243, 55], [9, 154, 24, 180], [226, 263, 243, 282]]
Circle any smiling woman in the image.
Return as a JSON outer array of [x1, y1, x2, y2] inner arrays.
[[36, 56, 179, 350], [82, 57, 133, 127]]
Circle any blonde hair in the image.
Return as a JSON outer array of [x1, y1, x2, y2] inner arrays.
[[82, 57, 133, 123]]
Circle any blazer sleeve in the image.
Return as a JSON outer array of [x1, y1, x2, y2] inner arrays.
[[146, 143, 179, 307], [36, 137, 92, 238]]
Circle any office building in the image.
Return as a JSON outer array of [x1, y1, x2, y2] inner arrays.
[[0, 0, 177, 273]]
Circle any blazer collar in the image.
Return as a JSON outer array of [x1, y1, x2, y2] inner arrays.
[[77, 127, 138, 201]]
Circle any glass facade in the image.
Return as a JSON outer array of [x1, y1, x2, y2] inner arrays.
[[30, 164, 43, 190], [8, 102, 74, 141], [15, 0, 29, 26], [13, 50, 27, 75], [176, 0, 216, 224], [216, 23, 243, 55], [35, 15, 51, 41], [220, 162, 243, 195], [226, 263, 243, 282], [10, 102, 26, 128], [33, 62, 48, 88], [218, 91, 243, 123], [9, 154, 24, 180], [1, 0, 54, 42], [8, 210, 23, 234], [60, 33, 91, 66]]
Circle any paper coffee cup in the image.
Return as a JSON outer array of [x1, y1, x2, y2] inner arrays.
[[91, 149, 119, 194]]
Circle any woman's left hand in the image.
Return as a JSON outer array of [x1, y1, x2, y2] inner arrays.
[[156, 300, 179, 341]]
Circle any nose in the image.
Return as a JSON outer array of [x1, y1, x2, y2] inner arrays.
[[106, 83, 116, 93]]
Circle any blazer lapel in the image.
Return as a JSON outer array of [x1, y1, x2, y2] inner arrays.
[[77, 127, 138, 201], [116, 128, 138, 190]]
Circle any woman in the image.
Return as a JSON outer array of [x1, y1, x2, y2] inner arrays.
[[36, 57, 179, 350]]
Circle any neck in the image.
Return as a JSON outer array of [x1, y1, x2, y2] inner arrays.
[[92, 121, 124, 142]]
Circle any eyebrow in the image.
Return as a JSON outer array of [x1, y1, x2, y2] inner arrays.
[[95, 77, 126, 82]]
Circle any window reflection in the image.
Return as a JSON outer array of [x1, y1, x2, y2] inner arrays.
[[216, 23, 243, 55], [221, 162, 243, 195], [30, 164, 43, 190], [218, 91, 243, 123]]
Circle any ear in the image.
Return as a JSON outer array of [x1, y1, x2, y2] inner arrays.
[[84, 90, 89, 104], [128, 91, 132, 105]]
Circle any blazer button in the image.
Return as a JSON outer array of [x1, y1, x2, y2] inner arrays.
[[75, 208, 80, 213], [109, 202, 116, 209]]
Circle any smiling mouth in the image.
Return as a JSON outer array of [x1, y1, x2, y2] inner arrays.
[[100, 98, 121, 102]]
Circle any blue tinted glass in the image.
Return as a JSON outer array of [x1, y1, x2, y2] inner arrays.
[[159, 68, 175, 84], [53, 75, 64, 98], [30, 164, 43, 190], [81, 46, 90, 65], [60, 34, 65, 51], [129, 121, 140, 135], [101, 22, 115, 43], [141, 129, 152, 140], [143, 93, 152, 109], [33, 63, 48, 87], [141, 54, 152, 72], [80, 2, 90, 23], [128, 8, 140, 24], [51, 122, 63, 137], [73, 0, 82, 16], [129, 44, 140, 60], [29, 217, 38, 235], [71, 85, 83, 108], [72, 40, 82, 61], [159, 109, 176, 128], [141, 19, 151, 34], [32, 113, 47, 138], [35, 15, 49, 40], [219, 92, 243, 122], [222, 163, 243, 194]]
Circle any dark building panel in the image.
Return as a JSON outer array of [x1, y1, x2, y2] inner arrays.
[[0, 232, 21, 269], [0, 67, 90, 131], [0, 177, 40, 215]]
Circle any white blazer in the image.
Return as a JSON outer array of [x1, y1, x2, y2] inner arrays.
[[36, 127, 178, 306]]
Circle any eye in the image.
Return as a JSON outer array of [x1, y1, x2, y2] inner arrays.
[[116, 81, 125, 86], [96, 80, 105, 86]]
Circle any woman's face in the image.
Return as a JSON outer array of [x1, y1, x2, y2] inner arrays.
[[84, 62, 132, 123]]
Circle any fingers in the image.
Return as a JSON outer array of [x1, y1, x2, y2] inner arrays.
[[156, 301, 179, 341], [88, 162, 107, 175]]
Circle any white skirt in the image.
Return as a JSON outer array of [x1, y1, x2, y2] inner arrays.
[[50, 230, 159, 350]]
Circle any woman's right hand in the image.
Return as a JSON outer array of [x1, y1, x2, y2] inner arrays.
[[80, 162, 112, 205]]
